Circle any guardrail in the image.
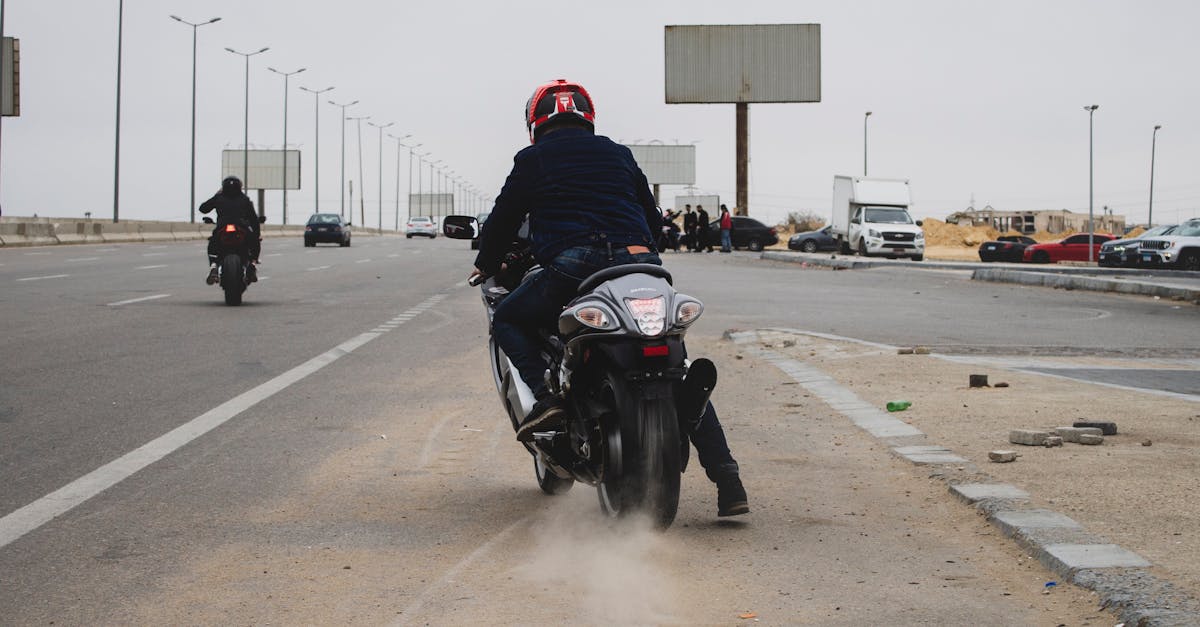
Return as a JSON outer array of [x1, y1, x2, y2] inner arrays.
[[0, 217, 387, 247]]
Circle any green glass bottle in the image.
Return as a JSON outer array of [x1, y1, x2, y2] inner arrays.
[[886, 400, 912, 412]]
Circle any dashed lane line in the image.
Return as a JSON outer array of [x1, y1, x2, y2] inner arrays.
[[16, 274, 69, 282], [135, 265, 167, 270], [107, 294, 170, 307]]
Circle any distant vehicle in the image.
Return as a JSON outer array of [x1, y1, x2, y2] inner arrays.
[[406, 216, 438, 239], [470, 212, 490, 250], [304, 213, 351, 247], [1022, 233, 1115, 263], [705, 216, 778, 252], [787, 225, 838, 253], [1098, 224, 1177, 267], [1138, 218, 1200, 271], [978, 235, 1037, 262], [829, 176, 924, 260]]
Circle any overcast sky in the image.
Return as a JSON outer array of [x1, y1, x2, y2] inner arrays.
[[2, 0, 1197, 228]]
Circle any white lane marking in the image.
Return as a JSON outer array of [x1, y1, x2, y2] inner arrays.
[[149, 245, 169, 249], [258, 276, 271, 281], [23, 251, 51, 256], [355, 258, 371, 263], [16, 274, 69, 282], [107, 294, 170, 307], [65, 257, 101, 263], [265, 253, 282, 257], [0, 291, 450, 550], [96, 248, 119, 253], [142, 252, 168, 257], [386, 254, 399, 258], [135, 264, 167, 270], [307, 265, 331, 272]]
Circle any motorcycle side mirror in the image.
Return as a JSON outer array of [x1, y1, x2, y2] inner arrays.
[[259, 215, 267, 224], [442, 214, 479, 239], [202, 217, 214, 224]]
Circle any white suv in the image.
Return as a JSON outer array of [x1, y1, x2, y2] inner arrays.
[[406, 216, 438, 239], [1139, 218, 1200, 271]]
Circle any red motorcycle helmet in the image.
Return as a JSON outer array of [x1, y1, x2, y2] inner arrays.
[[525, 79, 595, 143]]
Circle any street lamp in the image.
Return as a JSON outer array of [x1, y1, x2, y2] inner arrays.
[[113, 0, 125, 223], [389, 134, 413, 229], [267, 66, 305, 225], [427, 159, 443, 218], [347, 115, 370, 226], [1149, 124, 1162, 227], [367, 121, 393, 231], [1084, 104, 1099, 262], [329, 99, 358, 218], [170, 15, 221, 223], [299, 86, 334, 214], [225, 45, 270, 200], [863, 111, 872, 176]]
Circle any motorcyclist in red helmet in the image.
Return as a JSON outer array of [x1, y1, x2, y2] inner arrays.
[[469, 79, 748, 517]]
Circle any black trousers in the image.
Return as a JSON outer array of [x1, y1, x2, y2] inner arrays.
[[691, 401, 740, 482]]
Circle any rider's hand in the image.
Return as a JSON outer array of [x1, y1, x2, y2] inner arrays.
[[468, 267, 484, 284]]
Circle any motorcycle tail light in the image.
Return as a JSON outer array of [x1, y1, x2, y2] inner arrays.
[[224, 224, 238, 232], [575, 306, 612, 330], [642, 344, 669, 357], [676, 300, 703, 326], [625, 296, 666, 336]]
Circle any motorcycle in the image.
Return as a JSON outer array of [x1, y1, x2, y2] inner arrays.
[[202, 216, 263, 306], [443, 215, 717, 528]]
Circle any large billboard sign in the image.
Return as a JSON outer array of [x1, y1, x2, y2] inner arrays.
[[408, 193, 454, 217], [221, 149, 300, 190], [624, 144, 696, 185], [665, 24, 821, 104]]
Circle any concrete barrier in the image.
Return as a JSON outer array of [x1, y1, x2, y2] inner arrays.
[[0, 222, 58, 246], [100, 222, 143, 243], [0, 218, 380, 247]]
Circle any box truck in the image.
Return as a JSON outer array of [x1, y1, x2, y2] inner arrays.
[[829, 176, 924, 260]]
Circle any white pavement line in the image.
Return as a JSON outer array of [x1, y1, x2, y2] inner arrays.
[[0, 291, 452, 550], [141, 252, 168, 257], [355, 258, 371, 263], [65, 257, 101, 263], [149, 245, 169, 249], [307, 265, 331, 272], [135, 264, 167, 270], [16, 274, 69, 282], [386, 254, 399, 258], [23, 251, 51, 256], [392, 519, 525, 627], [107, 294, 170, 307], [265, 253, 282, 257]]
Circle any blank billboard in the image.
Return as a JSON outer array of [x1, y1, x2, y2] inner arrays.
[[665, 24, 821, 103], [221, 149, 300, 190], [408, 193, 454, 216], [624, 144, 696, 185]]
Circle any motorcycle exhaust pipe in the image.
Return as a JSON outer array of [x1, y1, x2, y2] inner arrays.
[[676, 358, 717, 433]]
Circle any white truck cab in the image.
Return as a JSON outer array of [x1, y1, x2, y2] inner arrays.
[[830, 176, 925, 261]]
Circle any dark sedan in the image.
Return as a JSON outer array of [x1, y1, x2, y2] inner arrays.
[[304, 213, 351, 247], [787, 225, 838, 253], [705, 216, 778, 252], [978, 235, 1036, 262]]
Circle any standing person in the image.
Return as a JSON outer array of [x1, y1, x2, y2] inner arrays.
[[719, 204, 733, 253], [682, 204, 697, 251], [696, 204, 712, 252], [469, 78, 749, 516], [199, 176, 261, 284]]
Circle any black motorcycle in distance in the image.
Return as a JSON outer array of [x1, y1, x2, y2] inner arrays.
[[202, 216, 263, 306], [443, 215, 717, 529]]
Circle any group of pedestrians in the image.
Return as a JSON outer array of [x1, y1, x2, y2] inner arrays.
[[661, 203, 734, 253]]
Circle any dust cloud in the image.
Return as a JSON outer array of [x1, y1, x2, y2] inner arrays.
[[514, 491, 682, 626]]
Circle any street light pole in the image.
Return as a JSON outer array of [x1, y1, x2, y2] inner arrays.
[[863, 111, 872, 177], [225, 46, 269, 197], [1149, 124, 1162, 228], [113, 0, 125, 223], [267, 66, 305, 225], [170, 15, 221, 224], [299, 86, 333, 214], [328, 100, 357, 218], [1084, 104, 1099, 262], [389, 134, 412, 230], [367, 121, 393, 231], [347, 115, 370, 227]]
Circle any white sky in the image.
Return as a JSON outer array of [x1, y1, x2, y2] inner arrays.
[[2, 0, 1198, 228]]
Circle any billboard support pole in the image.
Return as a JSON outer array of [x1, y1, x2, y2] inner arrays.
[[736, 103, 749, 216], [653, 184, 660, 206], [258, 189, 265, 220]]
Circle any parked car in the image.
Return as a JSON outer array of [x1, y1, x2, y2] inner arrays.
[[787, 225, 838, 253], [470, 212, 490, 250], [406, 216, 438, 239], [978, 235, 1037, 262], [1022, 233, 1115, 263], [1138, 218, 1200, 271], [705, 216, 778, 251], [304, 213, 351, 247], [1098, 224, 1177, 267]]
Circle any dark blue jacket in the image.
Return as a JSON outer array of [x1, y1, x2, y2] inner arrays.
[[474, 128, 661, 276]]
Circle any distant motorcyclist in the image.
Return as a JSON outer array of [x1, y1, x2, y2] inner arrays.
[[199, 176, 261, 284], [470, 79, 748, 516]]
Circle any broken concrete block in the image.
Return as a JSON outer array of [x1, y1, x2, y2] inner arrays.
[[1043, 436, 1064, 447], [1054, 427, 1103, 443], [988, 450, 1019, 463], [1078, 433, 1104, 445], [913, 347, 931, 354], [969, 374, 990, 388], [1073, 421, 1117, 435], [897, 347, 915, 355], [994, 382, 1010, 388], [1010, 429, 1052, 446]]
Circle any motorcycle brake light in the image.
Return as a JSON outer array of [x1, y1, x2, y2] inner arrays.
[[642, 345, 669, 357], [625, 296, 666, 336], [224, 224, 238, 232]]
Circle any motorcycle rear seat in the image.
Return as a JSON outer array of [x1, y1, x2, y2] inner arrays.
[[577, 263, 673, 294]]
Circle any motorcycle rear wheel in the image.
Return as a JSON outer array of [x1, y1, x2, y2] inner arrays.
[[221, 253, 244, 306], [596, 370, 681, 529]]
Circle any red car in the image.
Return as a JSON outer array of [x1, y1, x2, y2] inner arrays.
[[1023, 233, 1115, 263]]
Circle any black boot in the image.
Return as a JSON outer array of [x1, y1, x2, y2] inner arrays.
[[246, 262, 258, 283], [717, 475, 749, 517], [205, 265, 219, 285], [516, 392, 565, 442]]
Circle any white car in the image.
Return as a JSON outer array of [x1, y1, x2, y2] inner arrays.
[[406, 216, 438, 239], [1138, 218, 1200, 271]]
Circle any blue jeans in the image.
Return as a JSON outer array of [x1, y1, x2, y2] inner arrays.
[[492, 245, 661, 396], [720, 229, 732, 252]]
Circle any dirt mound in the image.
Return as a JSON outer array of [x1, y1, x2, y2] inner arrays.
[[921, 218, 1001, 247]]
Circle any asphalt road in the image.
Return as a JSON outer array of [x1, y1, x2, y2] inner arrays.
[[1, 237, 1195, 624]]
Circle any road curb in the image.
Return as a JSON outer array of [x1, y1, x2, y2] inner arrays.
[[730, 328, 1200, 625], [971, 268, 1200, 303]]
